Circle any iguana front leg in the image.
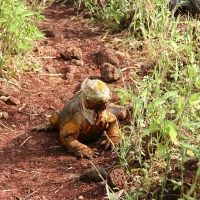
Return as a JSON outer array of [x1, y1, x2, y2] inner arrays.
[[59, 123, 99, 159]]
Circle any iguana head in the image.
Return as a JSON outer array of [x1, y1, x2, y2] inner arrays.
[[82, 79, 110, 109], [81, 79, 110, 125]]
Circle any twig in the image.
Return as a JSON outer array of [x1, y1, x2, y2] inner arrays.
[[0, 121, 13, 131], [55, 185, 63, 194], [18, 103, 27, 112], [24, 188, 39, 199], [19, 136, 32, 147], [37, 73, 63, 77], [14, 168, 27, 173]]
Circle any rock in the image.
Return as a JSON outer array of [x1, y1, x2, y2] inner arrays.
[[97, 48, 120, 66], [65, 73, 74, 80], [0, 111, 9, 119], [79, 165, 107, 183], [38, 46, 57, 56], [107, 168, 126, 189], [100, 63, 121, 83], [0, 82, 20, 96], [60, 65, 77, 80], [1, 96, 21, 105], [65, 65, 77, 74], [2, 111, 9, 119], [44, 65, 57, 73], [71, 59, 84, 66], [43, 30, 55, 38], [61, 47, 83, 61], [61, 65, 77, 80]]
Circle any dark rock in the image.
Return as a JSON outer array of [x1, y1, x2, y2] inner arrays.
[[80, 165, 107, 183], [100, 63, 121, 83], [97, 48, 120, 66], [61, 47, 83, 61]]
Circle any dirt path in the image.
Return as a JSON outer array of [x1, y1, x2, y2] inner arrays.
[[0, 2, 131, 200]]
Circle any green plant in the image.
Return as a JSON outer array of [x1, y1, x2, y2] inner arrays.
[[96, 1, 200, 198], [0, 0, 46, 75]]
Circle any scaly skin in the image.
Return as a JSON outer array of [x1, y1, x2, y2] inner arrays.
[[49, 91, 127, 159]]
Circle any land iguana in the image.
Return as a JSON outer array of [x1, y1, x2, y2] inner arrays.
[[41, 79, 128, 159]]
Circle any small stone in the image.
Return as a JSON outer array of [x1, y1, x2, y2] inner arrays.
[[107, 168, 126, 189], [78, 196, 84, 200], [100, 63, 121, 83], [71, 59, 84, 66], [2, 111, 9, 119], [60, 65, 77, 75], [80, 165, 107, 183], [43, 30, 55, 38], [97, 48, 120, 66], [65, 65, 77, 74], [61, 47, 83, 60], [62, 65, 77, 80], [44, 65, 57, 73], [65, 73, 74, 80], [6, 96, 20, 105]]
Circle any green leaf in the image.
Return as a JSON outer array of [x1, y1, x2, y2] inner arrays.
[[114, 14, 120, 24], [177, 96, 183, 113], [189, 93, 200, 106], [144, 122, 159, 134], [157, 143, 168, 152], [182, 143, 199, 154], [154, 97, 166, 106], [165, 121, 178, 144], [195, 76, 200, 88], [22, 10, 35, 17], [163, 90, 179, 100]]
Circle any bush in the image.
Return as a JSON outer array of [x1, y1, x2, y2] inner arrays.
[[0, 0, 45, 75]]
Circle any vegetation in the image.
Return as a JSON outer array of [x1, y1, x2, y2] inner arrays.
[[81, 0, 200, 199], [1, 0, 199, 198], [0, 0, 54, 75]]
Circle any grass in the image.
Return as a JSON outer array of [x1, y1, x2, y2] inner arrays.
[[80, 0, 200, 199], [0, 0, 55, 76]]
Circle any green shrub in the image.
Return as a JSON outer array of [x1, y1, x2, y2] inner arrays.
[[83, 1, 200, 199], [0, 0, 46, 75]]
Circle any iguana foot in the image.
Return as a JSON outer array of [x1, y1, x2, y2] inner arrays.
[[100, 136, 120, 150], [74, 147, 99, 159]]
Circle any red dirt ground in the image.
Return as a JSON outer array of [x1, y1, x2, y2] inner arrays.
[[0, 2, 199, 200]]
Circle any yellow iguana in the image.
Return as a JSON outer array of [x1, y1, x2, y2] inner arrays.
[[43, 79, 127, 159]]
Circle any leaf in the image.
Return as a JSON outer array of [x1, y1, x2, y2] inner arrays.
[[154, 97, 166, 106], [182, 143, 200, 161], [157, 143, 168, 152], [177, 96, 183, 111], [22, 10, 35, 17], [165, 122, 178, 144], [143, 122, 159, 134], [114, 14, 120, 24], [170, 40, 178, 50], [195, 76, 200, 88], [189, 93, 200, 106], [163, 90, 179, 100]]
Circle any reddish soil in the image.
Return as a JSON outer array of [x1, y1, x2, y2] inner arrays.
[[0, 2, 199, 200]]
